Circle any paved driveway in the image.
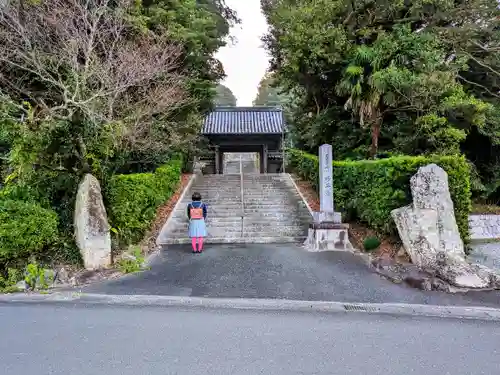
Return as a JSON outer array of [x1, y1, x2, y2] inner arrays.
[[84, 243, 500, 307]]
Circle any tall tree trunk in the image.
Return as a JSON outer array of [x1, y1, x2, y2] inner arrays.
[[370, 120, 380, 158]]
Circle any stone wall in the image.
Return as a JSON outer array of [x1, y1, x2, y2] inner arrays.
[[469, 215, 500, 241]]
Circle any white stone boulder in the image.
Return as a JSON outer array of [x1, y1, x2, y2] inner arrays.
[[391, 206, 441, 269], [74, 174, 111, 270], [410, 163, 465, 257], [391, 164, 497, 289]]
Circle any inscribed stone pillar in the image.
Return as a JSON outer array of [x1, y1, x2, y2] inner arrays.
[[313, 144, 341, 223], [319, 144, 334, 213], [304, 143, 350, 251]]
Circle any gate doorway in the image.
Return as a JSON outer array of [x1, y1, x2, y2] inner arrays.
[[223, 152, 259, 174]]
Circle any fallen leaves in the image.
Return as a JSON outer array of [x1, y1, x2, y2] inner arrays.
[[291, 174, 320, 211]]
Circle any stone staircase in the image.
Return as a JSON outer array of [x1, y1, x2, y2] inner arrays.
[[156, 172, 312, 245]]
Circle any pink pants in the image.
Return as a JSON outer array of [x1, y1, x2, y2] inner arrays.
[[191, 237, 204, 252]]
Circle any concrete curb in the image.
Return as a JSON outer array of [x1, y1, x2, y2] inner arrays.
[[2, 292, 500, 321]]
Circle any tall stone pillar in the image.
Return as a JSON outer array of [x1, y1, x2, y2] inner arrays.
[[303, 144, 351, 251]]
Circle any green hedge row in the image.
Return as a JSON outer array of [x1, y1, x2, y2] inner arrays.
[[0, 199, 59, 267], [287, 149, 471, 241], [106, 158, 183, 245]]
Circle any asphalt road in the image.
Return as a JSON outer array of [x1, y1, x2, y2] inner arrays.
[[1, 303, 500, 375], [84, 244, 500, 308]]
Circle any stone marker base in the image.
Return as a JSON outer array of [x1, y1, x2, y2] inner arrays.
[[313, 211, 342, 224], [303, 222, 353, 252]]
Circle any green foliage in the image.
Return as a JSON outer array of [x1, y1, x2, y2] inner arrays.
[[287, 149, 472, 242], [135, 0, 238, 113], [0, 0, 236, 268], [0, 200, 59, 267], [363, 237, 381, 252], [24, 262, 53, 290], [215, 84, 237, 106], [0, 268, 23, 293], [253, 73, 290, 107], [106, 159, 182, 245], [117, 246, 147, 274], [263, 0, 500, 198]]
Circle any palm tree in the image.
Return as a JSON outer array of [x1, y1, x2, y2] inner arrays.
[[336, 45, 384, 157]]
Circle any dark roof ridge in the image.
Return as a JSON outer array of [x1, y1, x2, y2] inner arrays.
[[202, 107, 285, 135], [213, 106, 282, 112]]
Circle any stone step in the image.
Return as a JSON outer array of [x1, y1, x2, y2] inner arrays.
[[158, 236, 306, 245], [181, 195, 297, 201], [190, 182, 289, 186], [169, 216, 312, 223], [184, 201, 306, 206], [180, 201, 306, 207], [170, 212, 310, 219], [168, 223, 310, 231], [157, 172, 312, 245], [184, 190, 240, 194], [177, 205, 307, 210], [168, 222, 307, 231], [173, 202, 310, 209], [184, 190, 295, 195], [197, 178, 241, 182], [169, 213, 307, 220], [167, 228, 307, 238], [180, 216, 311, 224], [188, 185, 292, 190]]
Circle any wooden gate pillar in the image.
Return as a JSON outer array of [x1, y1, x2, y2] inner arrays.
[[215, 145, 220, 174]]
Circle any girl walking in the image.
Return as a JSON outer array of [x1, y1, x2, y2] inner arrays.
[[187, 192, 207, 253]]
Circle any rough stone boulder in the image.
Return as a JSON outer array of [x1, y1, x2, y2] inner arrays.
[[391, 164, 498, 289], [410, 164, 464, 257], [74, 174, 111, 270]]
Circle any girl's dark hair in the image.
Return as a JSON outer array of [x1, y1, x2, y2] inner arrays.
[[192, 192, 202, 201]]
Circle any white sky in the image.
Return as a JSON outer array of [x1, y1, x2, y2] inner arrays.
[[215, 0, 270, 106]]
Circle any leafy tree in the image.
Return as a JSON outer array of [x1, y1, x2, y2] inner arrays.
[[261, 0, 499, 164], [135, 0, 238, 115], [215, 84, 237, 106], [0, 0, 236, 231], [253, 73, 288, 107]]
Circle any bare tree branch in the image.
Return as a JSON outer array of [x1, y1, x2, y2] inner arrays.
[[0, 0, 193, 156]]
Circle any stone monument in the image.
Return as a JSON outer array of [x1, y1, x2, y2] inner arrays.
[[391, 164, 500, 288], [304, 144, 352, 251], [74, 174, 111, 270]]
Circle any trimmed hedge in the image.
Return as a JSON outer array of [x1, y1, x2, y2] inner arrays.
[[287, 149, 472, 241], [106, 159, 183, 245], [0, 199, 59, 265]]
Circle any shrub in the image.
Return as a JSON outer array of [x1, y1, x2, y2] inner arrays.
[[287, 149, 471, 242], [117, 246, 147, 274], [0, 200, 59, 266], [363, 236, 381, 252], [106, 159, 183, 245]]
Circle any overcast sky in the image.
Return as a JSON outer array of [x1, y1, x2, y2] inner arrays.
[[215, 0, 270, 106]]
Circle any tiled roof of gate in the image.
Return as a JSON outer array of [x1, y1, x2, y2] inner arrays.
[[202, 107, 285, 135]]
